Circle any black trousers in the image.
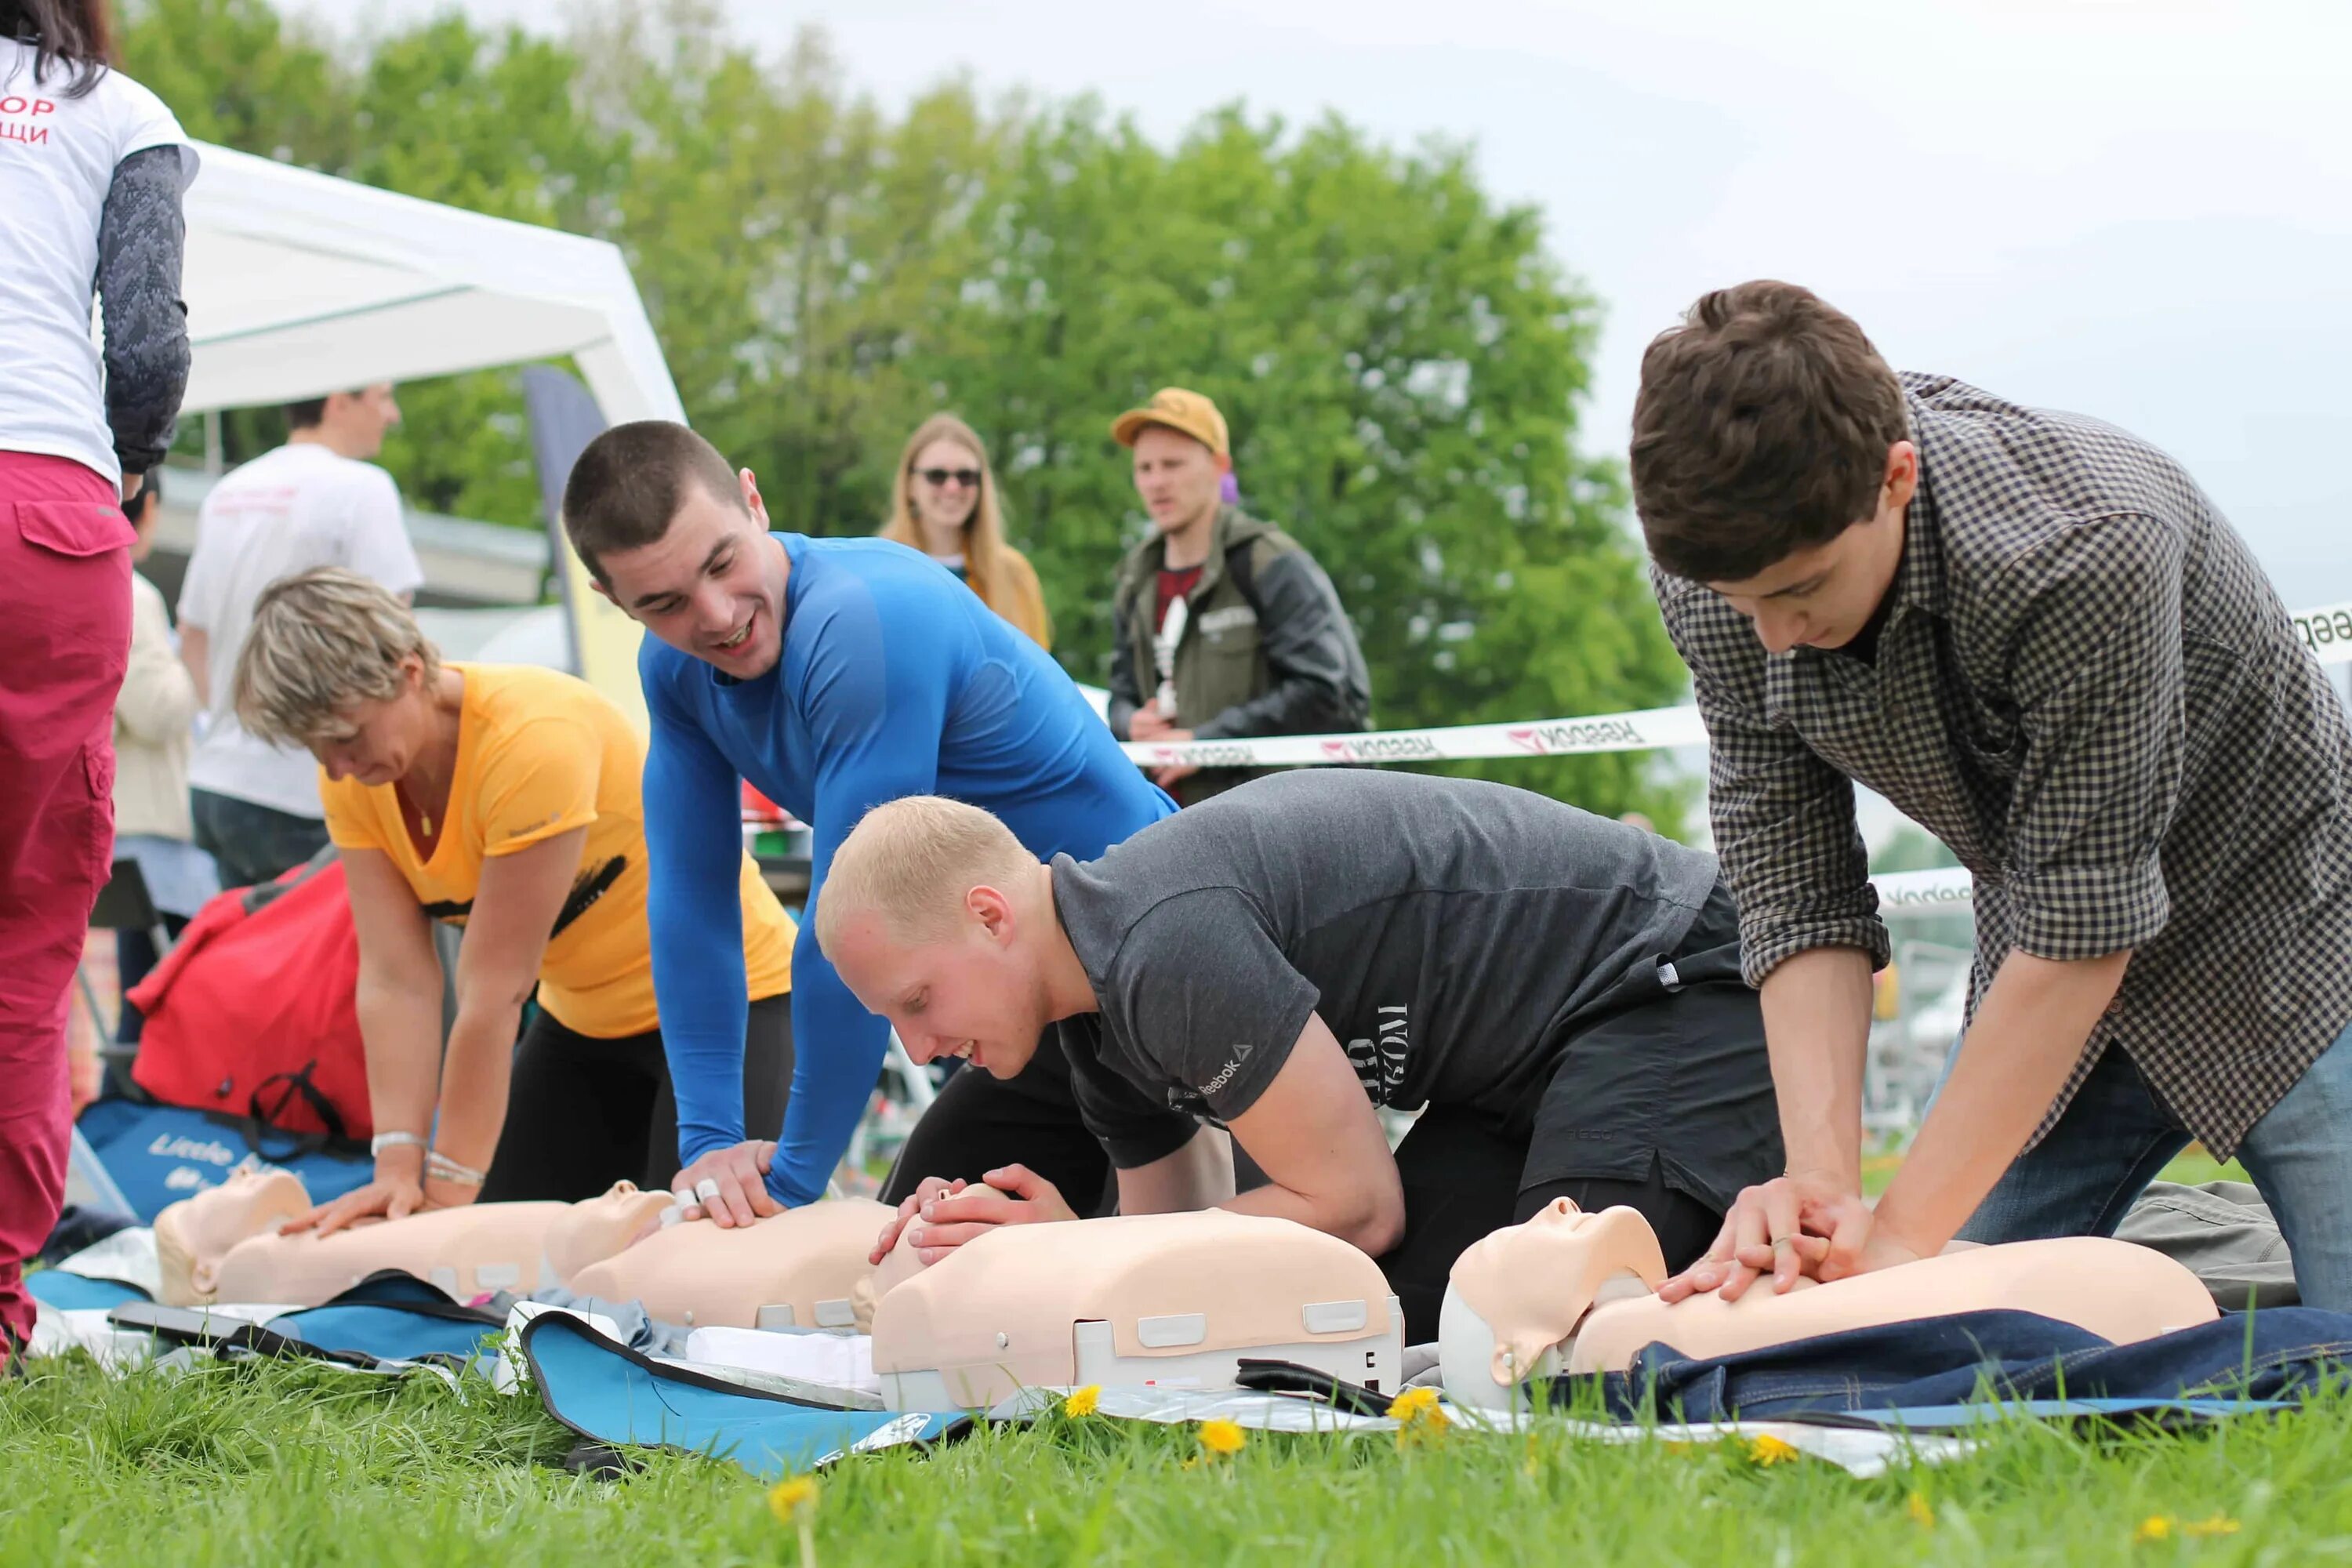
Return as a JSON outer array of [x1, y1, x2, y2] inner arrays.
[[477, 993, 793, 1203], [1376, 890, 1780, 1342], [189, 789, 332, 891]]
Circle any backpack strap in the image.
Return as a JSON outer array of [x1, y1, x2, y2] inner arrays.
[[248, 1061, 353, 1149], [1222, 535, 1263, 619]]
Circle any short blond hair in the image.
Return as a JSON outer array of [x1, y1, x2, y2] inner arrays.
[[232, 568, 442, 748], [815, 796, 1038, 956]]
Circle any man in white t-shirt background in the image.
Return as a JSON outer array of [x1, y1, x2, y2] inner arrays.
[[177, 383, 423, 888]]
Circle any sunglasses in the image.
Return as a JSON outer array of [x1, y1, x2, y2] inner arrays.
[[916, 467, 983, 489]]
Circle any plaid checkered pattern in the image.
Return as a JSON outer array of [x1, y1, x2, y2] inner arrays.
[[1656, 374, 2352, 1157]]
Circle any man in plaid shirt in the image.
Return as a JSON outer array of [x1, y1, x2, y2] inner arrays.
[[1632, 281, 2352, 1309]]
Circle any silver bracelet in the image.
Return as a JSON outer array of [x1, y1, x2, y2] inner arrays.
[[370, 1131, 428, 1158], [426, 1150, 485, 1188]]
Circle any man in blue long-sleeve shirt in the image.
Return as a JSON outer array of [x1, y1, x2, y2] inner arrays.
[[561, 421, 1175, 1222]]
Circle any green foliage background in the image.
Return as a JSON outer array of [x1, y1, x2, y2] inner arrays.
[[125, 0, 1693, 829]]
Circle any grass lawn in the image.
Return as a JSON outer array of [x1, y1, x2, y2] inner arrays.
[[4, 1352, 2347, 1567], [5, 1150, 2299, 1564]]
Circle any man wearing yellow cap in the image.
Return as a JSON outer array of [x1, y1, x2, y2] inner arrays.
[[1107, 388, 1370, 805]]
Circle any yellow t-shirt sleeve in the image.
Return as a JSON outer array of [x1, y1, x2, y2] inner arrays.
[[477, 717, 602, 858], [319, 774, 383, 851]]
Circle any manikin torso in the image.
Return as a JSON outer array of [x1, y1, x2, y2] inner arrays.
[[568, 1196, 894, 1330], [157, 1171, 891, 1330], [1439, 1199, 2223, 1407]]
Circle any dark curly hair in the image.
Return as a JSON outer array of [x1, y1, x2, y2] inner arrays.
[[1631, 280, 1909, 583]]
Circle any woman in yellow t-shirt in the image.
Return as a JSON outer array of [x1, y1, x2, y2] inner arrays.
[[229, 568, 798, 1232]]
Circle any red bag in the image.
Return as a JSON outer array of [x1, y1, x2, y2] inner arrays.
[[126, 851, 373, 1142]]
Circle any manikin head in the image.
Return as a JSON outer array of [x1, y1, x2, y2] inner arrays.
[[1630, 281, 1915, 655], [564, 420, 790, 681], [815, 796, 1062, 1080], [230, 568, 448, 790], [284, 383, 402, 463], [1112, 388, 1232, 544], [153, 1167, 314, 1305]]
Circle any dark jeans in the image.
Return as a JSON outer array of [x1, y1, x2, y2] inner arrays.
[[1571, 1307, 2352, 1422], [1941, 1013, 2352, 1311], [1377, 886, 1780, 1343], [111, 914, 188, 1050], [477, 994, 793, 1202], [190, 789, 331, 892]]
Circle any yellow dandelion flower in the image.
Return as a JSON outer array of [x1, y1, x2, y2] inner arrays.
[[1386, 1388, 1442, 1421], [768, 1475, 820, 1526], [2184, 1515, 2240, 1539], [1747, 1434, 1800, 1467], [2135, 1516, 2172, 1543], [1907, 1492, 1934, 1530], [1197, 1418, 1247, 1458], [1063, 1385, 1101, 1417]]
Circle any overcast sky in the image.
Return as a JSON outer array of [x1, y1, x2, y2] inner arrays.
[[350, 0, 2352, 609]]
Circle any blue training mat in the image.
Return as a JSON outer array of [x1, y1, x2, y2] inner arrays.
[[519, 1311, 971, 1481], [265, 1271, 506, 1364], [28, 1271, 151, 1312]]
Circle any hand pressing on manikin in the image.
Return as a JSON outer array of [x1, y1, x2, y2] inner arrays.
[[869, 1165, 1078, 1268], [670, 1140, 783, 1229]]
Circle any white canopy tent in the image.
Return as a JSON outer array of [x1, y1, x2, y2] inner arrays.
[[173, 142, 675, 721], [180, 141, 682, 425]]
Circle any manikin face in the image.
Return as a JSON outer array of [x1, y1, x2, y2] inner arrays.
[[307, 655, 435, 789], [176, 1167, 312, 1261], [829, 893, 1049, 1079], [1700, 442, 1916, 655], [597, 473, 789, 679], [1131, 424, 1226, 538], [909, 437, 982, 536]]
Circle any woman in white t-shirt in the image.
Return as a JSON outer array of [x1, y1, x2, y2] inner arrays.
[[0, 0, 196, 1363]]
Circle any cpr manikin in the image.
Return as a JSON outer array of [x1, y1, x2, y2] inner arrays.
[[153, 1169, 891, 1331], [1438, 1199, 2223, 1410], [869, 1210, 1402, 1410], [566, 1196, 894, 1330]]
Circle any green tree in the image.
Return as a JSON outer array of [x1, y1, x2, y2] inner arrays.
[[118, 2, 1690, 826], [877, 103, 1690, 821]]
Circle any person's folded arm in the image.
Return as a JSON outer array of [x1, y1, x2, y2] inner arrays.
[[1191, 550, 1369, 739], [1871, 519, 2183, 1258]]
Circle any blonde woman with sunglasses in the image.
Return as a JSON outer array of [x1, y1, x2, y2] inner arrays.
[[879, 414, 1051, 648]]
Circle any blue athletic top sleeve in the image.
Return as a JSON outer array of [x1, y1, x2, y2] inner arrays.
[[639, 533, 1176, 1206]]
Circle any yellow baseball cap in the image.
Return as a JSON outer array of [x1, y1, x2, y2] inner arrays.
[[1111, 387, 1229, 459]]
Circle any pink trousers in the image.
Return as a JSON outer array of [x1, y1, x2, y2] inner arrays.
[[0, 450, 132, 1348]]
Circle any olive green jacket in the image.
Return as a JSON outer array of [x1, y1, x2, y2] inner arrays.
[[1107, 506, 1370, 805]]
